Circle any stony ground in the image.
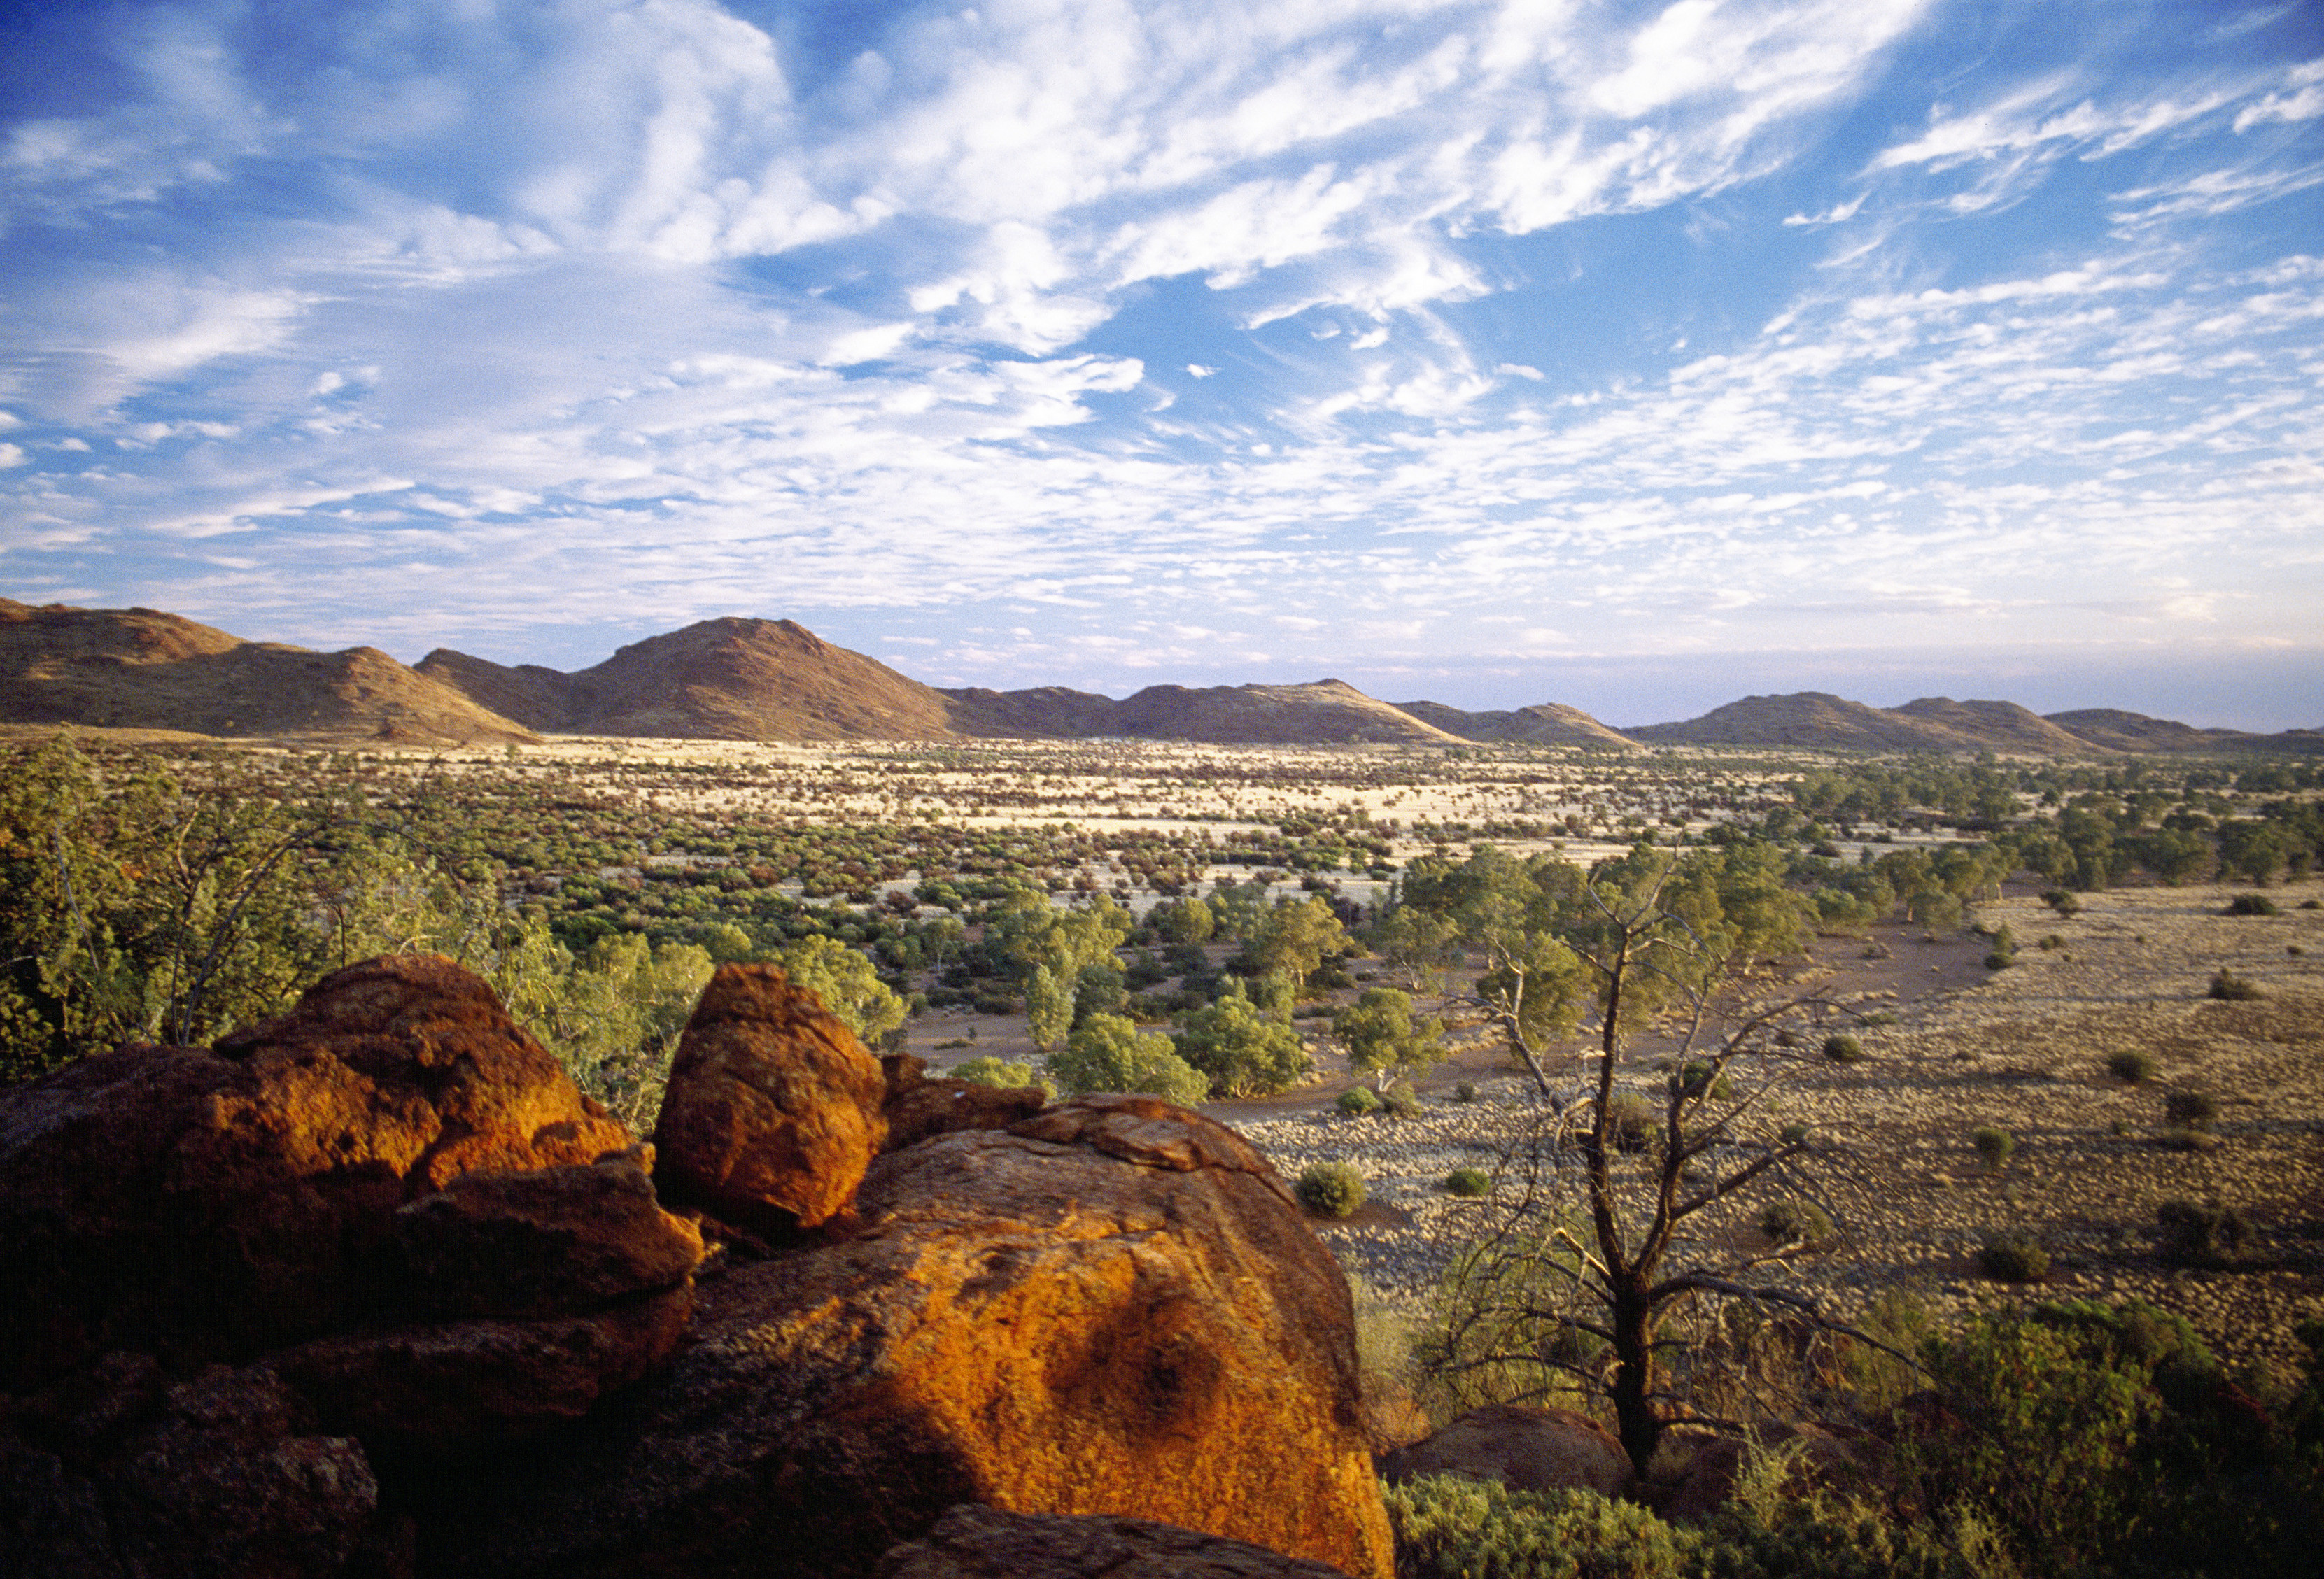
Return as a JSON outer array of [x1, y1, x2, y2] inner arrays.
[[1228, 881, 2324, 1380]]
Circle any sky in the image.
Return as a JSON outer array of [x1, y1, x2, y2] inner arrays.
[[2, 1, 2321, 730]]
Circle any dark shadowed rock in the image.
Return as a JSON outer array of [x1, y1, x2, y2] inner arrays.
[[0, 1361, 396, 1579], [877, 1504, 1356, 1578], [395, 1149, 702, 1319], [0, 956, 633, 1387], [274, 1284, 693, 1456], [432, 1096, 1394, 1579], [1378, 1403, 1633, 1500], [879, 1052, 1047, 1151], [652, 964, 889, 1236]]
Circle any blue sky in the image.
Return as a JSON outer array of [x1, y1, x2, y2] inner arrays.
[[3, 1, 2320, 729]]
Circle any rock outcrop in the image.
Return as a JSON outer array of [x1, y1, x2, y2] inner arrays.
[[430, 1095, 1395, 1579], [1377, 1403, 1635, 1500], [1, 954, 638, 1385], [877, 1504, 1359, 1578], [2, 963, 1390, 1579], [651, 963, 889, 1236]]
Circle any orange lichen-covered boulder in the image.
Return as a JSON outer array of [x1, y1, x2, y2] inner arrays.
[[432, 1095, 1395, 1579], [1379, 1403, 1635, 1500], [0, 954, 635, 1387], [878, 1052, 1048, 1151], [650, 964, 888, 1235]]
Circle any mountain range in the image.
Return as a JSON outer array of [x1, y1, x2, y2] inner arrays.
[[3, 599, 2315, 755]]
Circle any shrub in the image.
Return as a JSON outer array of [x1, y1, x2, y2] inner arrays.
[[1602, 1091, 1659, 1152], [1779, 1120, 1811, 1145], [947, 1056, 1056, 1098], [1383, 1475, 1696, 1579], [2164, 1090, 2220, 1131], [1446, 1167, 1492, 1197], [2208, 968, 2262, 1000], [1822, 1033, 1864, 1065], [1381, 1084, 1423, 1119], [2042, 888, 2083, 916], [1971, 1126, 2015, 1168], [2157, 1198, 2253, 1268], [2302, 898, 2323, 910], [1677, 1060, 1733, 1101], [1759, 1198, 1833, 1245], [1295, 1161, 1366, 1218], [1860, 1010, 1899, 1026], [1984, 949, 2013, 970], [1336, 1085, 1383, 1116], [2226, 893, 2281, 916], [1453, 1081, 1479, 1103], [2106, 1049, 2157, 1084], [1978, 1232, 2050, 1281]]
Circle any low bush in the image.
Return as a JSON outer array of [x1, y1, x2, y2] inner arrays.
[[1822, 1034, 1865, 1065], [2106, 1049, 2157, 1084], [1446, 1167, 1492, 1197], [1383, 1475, 1696, 1579], [2209, 968, 2262, 1000], [2164, 1090, 2220, 1131], [1453, 1081, 1479, 1103], [1780, 1120, 1811, 1145], [1970, 1126, 2015, 1169], [1983, 949, 2013, 971], [1978, 1231, 2050, 1282], [1336, 1086, 1383, 1116], [1381, 1084, 1424, 1119], [2157, 1198, 2253, 1268], [2042, 888, 2083, 916], [1603, 1091, 1659, 1152], [1295, 1161, 1366, 1218], [947, 1056, 1055, 1096], [1676, 1059, 1733, 1101], [1759, 1198, 1833, 1245], [2226, 893, 2281, 916]]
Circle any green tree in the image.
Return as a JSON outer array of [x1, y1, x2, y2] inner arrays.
[[1048, 1012, 1209, 1105], [1150, 895, 1214, 945], [1026, 962, 1073, 1051], [1172, 981, 1310, 1096], [1243, 895, 1352, 990], [1332, 986, 1445, 1090], [775, 934, 905, 1046]]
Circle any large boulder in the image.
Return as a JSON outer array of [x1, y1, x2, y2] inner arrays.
[[651, 964, 889, 1236], [430, 1096, 1395, 1579], [0, 955, 634, 1387], [877, 1504, 1358, 1578], [1378, 1403, 1634, 1501]]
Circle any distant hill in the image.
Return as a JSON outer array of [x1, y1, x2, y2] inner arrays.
[[420, 618, 959, 741], [10, 601, 2311, 753], [1393, 699, 1638, 749], [0, 600, 535, 746]]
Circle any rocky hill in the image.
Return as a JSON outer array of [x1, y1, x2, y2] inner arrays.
[[1105, 679, 1463, 744], [419, 617, 965, 740], [2043, 707, 2324, 755], [1393, 699, 1638, 749], [0, 599, 534, 746], [1628, 692, 2099, 753]]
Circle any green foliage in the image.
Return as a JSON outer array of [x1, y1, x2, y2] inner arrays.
[[1446, 1166, 1492, 1197], [1334, 986, 1446, 1085], [1295, 1160, 1366, 1218], [1969, 1126, 2015, 1169], [1383, 1475, 1696, 1579], [2105, 1049, 2157, 1084], [1822, 1034, 1864, 1065], [1337, 1084, 1384, 1115], [1603, 1091, 1659, 1152], [1454, 1080, 1479, 1102], [946, 1056, 1055, 1098], [1047, 1012, 1208, 1105], [1171, 980, 1310, 1096], [1758, 1198, 1833, 1245], [1025, 962, 1072, 1051], [1676, 1059, 1733, 1102], [2226, 893, 2281, 916], [1381, 1083, 1423, 1119], [1243, 893, 1353, 988], [771, 934, 905, 1046], [2163, 1090, 2220, 1130], [1149, 894, 1215, 944], [1976, 1232, 2048, 1282]]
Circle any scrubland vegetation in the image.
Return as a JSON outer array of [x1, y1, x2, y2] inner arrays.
[[4, 729, 2321, 1573]]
